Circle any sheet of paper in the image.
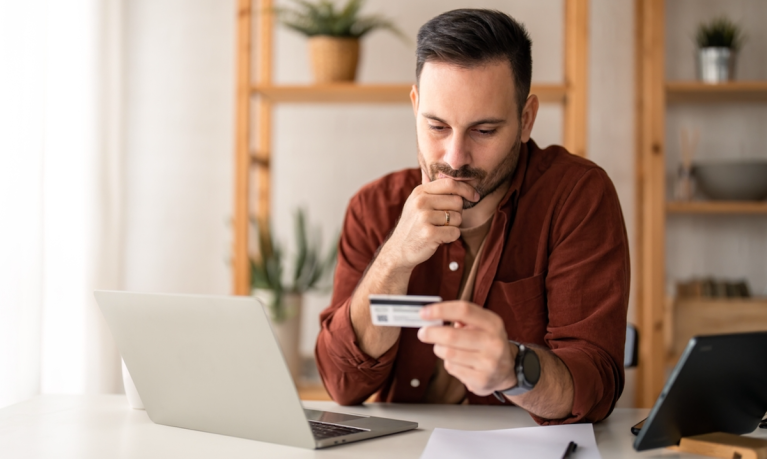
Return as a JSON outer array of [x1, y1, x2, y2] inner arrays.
[[420, 423, 602, 459]]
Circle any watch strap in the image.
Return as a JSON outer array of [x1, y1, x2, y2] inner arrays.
[[500, 341, 537, 397]]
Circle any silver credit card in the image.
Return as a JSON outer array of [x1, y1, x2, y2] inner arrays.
[[369, 294, 443, 328]]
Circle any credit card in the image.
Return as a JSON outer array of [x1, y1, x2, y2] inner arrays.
[[369, 294, 443, 328]]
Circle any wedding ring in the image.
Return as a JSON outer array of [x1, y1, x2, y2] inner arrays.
[[444, 211, 450, 226]]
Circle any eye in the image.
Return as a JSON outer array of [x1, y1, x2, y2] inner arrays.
[[475, 129, 496, 136], [428, 124, 446, 131]]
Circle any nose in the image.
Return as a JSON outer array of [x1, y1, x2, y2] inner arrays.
[[442, 130, 471, 171]]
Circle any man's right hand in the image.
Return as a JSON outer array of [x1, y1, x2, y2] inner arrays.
[[380, 178, 480, 270], [348, 176, 479, 359]]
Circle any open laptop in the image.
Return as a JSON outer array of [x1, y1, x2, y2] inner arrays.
[[94, 290, 417, 449], [633, 331, 767, 451]]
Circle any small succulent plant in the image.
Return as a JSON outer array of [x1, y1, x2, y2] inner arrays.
[[276, 0, 406, 40], [695, 16, 745, 51]]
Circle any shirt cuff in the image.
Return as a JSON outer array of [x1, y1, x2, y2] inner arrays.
[[316, 298, 399, 404]]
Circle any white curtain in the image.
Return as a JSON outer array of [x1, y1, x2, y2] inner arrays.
[[0, 0, 124, 408]]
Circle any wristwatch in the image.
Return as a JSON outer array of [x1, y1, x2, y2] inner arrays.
[[500, 341, 541, 396]]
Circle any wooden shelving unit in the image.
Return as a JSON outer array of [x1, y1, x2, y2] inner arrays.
[[667, 81, 767, 102], [252, 83, 569, 104], [232, 0, 592, 296], [636, 0, 767, 408], [667, 201, 767, 214]]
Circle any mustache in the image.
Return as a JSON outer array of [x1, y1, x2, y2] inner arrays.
[[430, 163, 487, 180]]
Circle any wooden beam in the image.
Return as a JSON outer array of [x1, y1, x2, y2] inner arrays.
[[233, 0, 252, 295], [252, 83, 568, 104], [635, 0, 667, 408], [667, 81, 767, 103], [254, 0, 273, 242], [564, 0, 589, 157], [667, 201, 767, 214]]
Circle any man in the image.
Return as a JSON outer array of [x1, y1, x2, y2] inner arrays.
[[315, 9, 629, 424]]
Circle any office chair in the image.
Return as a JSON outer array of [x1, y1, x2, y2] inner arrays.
[[625, 324, 639, 368]]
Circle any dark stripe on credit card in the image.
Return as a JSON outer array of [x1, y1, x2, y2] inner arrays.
[[369, 298, 438, 306]]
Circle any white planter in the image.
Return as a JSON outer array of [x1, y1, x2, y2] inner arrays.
[[122, 359, 144, 410], [697, 47, 736, 84], [252, 289, 303, 383]]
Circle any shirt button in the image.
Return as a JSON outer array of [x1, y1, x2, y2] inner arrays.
[[449, 261, 459, 271], [410, 378, 420, 388]]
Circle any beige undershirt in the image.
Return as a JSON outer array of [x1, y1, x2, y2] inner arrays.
[[422, 215, 494, 404]]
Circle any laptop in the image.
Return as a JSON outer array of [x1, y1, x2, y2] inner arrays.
[[633, 331, 767, 451], [94, 290, 417, 449]]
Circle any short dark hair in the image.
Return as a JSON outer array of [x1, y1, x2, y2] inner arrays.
[[416, 9, 533, 114]]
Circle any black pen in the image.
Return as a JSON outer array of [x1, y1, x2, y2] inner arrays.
[[561, 441, 577, 459]]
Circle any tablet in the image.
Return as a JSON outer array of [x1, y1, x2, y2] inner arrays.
[[633, 331, 767, 451]]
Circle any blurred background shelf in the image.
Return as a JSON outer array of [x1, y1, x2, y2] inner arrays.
[[666, 201, 767, 214], [251, 83, 569, 104], [669, 297, 767, 365], [234, 0, 591, 295], [636, 0, 767, 408], [666, 80, 767, 102]]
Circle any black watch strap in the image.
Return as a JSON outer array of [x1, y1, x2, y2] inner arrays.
[[501, 341, 539, 397]]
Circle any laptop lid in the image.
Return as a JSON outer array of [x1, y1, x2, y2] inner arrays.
[[633, 331, 767, 451], [95, 290, 316, 449]]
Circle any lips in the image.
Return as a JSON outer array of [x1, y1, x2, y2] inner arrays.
[[437, 173, 473, 182]]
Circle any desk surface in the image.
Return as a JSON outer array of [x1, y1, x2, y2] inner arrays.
[[1, 395, 765, 458]]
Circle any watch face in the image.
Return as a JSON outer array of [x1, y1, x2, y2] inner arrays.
[[522, 350, 541, 385]]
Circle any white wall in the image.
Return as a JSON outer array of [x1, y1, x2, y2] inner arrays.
[[123, 0, 234, 295]]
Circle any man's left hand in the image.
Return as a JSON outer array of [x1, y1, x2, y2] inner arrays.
[[417, 301, 517, 396]]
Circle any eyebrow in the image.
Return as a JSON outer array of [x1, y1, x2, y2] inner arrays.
[[421, 112, 506, 127]]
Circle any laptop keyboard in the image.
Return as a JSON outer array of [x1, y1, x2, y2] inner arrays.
[[309, 420, 367, 440]]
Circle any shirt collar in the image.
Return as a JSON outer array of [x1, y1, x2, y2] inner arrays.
[[496, 138, 536, 213]]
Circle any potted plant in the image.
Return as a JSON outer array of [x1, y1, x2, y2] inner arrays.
[[276, 0, 406, 83], [250, 209, 337, 381], [695, 16, 745, 84]]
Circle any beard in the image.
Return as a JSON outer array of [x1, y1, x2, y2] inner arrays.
[[418, 131, 522, 209]]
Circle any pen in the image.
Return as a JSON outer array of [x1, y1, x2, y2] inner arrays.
[[561, 441, 577, 459]]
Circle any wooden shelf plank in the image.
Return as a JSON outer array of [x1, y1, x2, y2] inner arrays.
[[252, 83, 567, 104], [666, 81, 767, 102], [667, 201, 767, 214]]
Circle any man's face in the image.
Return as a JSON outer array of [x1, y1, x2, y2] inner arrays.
[[412, 60, 527, 209]]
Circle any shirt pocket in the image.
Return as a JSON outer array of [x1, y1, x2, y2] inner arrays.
[[486, 273, 547, 345]]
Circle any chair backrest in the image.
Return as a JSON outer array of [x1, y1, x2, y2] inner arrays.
[[625, 324, 639, 368]]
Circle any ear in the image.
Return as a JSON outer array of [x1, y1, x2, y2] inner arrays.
[[519, 94, 539, 143], [410, 84, 419, 118]]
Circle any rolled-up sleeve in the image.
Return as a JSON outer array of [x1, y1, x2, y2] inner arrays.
[[535, 168, 630, 425], [315, 193, 399, 405]]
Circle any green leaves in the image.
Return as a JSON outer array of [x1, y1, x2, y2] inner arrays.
[[291, 208, 338, 294], [275, 0, 405, 39], [250, 209, 339, 322], [695, 16, 745, 51]]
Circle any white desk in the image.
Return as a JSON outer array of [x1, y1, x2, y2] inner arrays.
[[1, 395, 765, 458]]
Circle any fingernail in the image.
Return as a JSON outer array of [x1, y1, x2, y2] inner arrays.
[[417, 327, 426, 340], [420, 306, 431, 319], [474, 191, 480, 201]]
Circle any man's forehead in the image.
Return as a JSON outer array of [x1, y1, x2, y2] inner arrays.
[[417, 60, 517, 121]]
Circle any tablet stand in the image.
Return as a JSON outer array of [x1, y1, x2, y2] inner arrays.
[[667, 432, 767, 459]]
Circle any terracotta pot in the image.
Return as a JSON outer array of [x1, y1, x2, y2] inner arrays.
[[308, 36, 360, 83]]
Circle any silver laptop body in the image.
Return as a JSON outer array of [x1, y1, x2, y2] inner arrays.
[[95, 290, 417, 449]]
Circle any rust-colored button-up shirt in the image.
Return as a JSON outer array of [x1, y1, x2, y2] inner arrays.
[[315, 140, 630, 424]]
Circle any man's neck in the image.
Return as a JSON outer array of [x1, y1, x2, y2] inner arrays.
[[460, 180, 511, 228]]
